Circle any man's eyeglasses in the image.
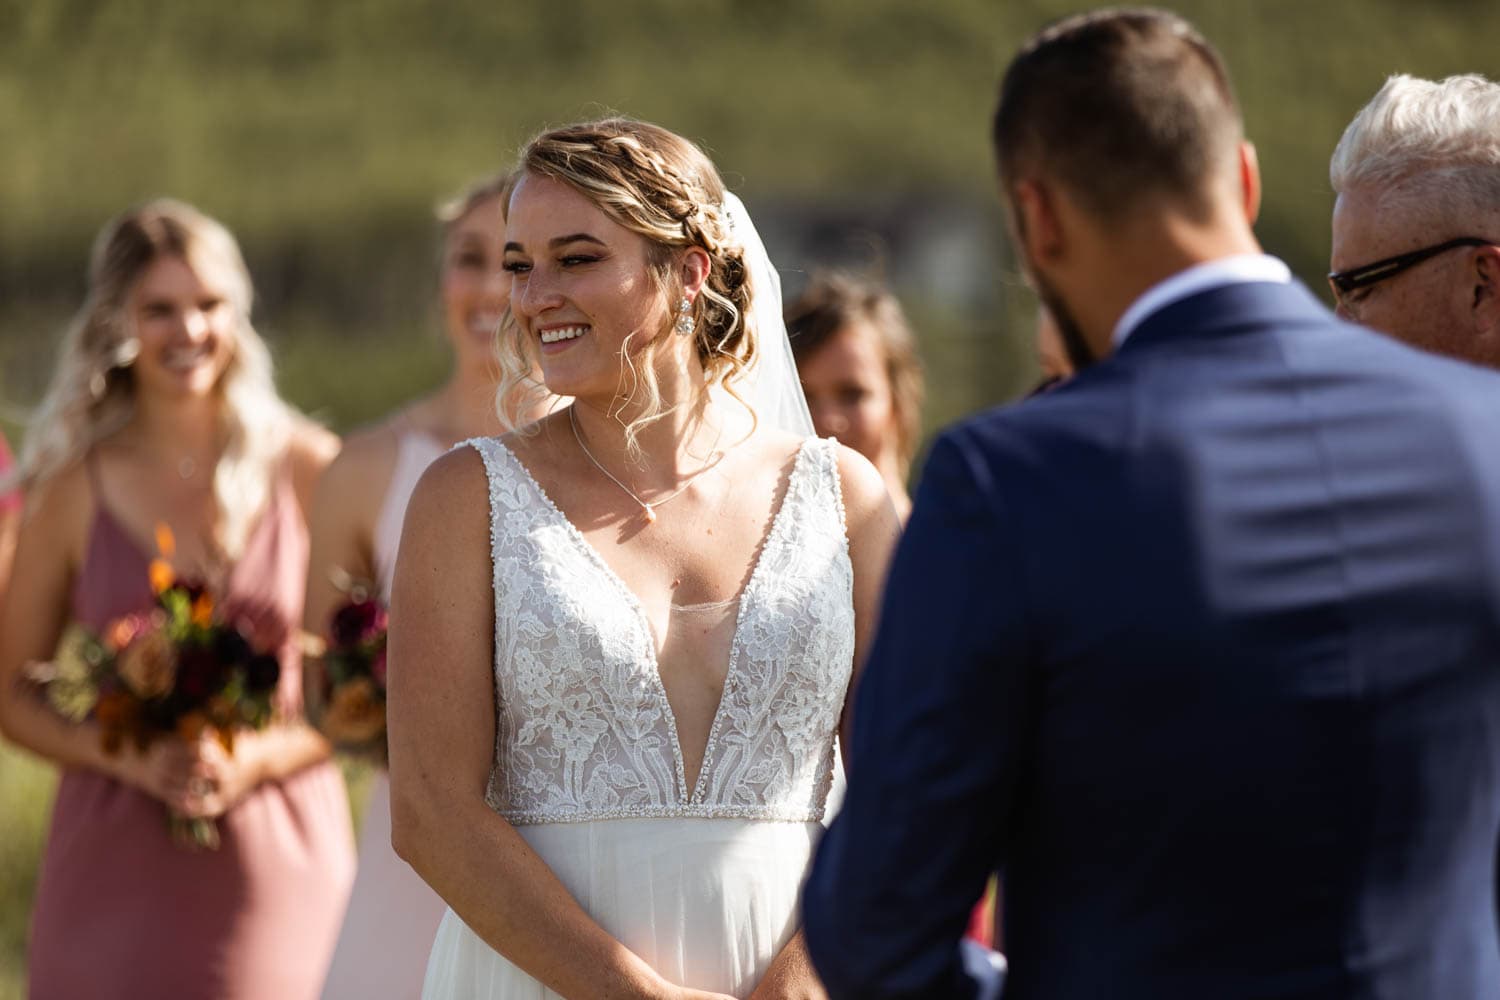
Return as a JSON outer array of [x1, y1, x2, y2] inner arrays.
[[1327, 236, 1497, 303]]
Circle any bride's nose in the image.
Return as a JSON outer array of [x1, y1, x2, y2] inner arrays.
[[514, 269, 564, 319]]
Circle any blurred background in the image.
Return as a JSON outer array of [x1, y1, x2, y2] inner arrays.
[[0, 0, 1494, 993]]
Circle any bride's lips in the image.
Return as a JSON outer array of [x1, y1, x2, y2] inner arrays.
[[538, 324, 589, 354]]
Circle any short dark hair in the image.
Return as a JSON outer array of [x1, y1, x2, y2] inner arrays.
[[786, 271, 925, 471], [992, 8, 1242, 223]]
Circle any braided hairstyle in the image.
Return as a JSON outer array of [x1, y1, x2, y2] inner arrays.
[[496, 118, 757, 454]]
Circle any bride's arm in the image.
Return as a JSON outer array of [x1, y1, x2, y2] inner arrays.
[[388, 449, 718, 1000], [748, 446, 900, 1000]]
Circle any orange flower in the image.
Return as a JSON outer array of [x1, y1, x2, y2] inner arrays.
[[191, 592, 214, 628], [95, 691, 139, 756], [154, 522, 176, 558], [175, 711, 209, 743], [322, 677, 387, 744], [149, 559, 175, 595]]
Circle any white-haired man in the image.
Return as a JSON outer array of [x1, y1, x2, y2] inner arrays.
[[1329, 73, 1500, 367]]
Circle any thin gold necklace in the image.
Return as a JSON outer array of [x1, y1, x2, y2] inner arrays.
[[568, 406, 719, 525]]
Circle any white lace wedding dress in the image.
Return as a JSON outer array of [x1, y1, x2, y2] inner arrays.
[[422, 435, 854, 999]]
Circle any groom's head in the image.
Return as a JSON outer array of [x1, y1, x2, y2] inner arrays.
[[993, 9, 1261, 370]]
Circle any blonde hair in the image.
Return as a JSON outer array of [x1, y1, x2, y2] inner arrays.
[[13, 199, 297, 559], [497, 118, 757, 457], [1330, 74, 1500, 227], [437, 170, 515, 237]]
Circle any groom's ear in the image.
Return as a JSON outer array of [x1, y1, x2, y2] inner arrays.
[[1238, 141, 1262, 226], [1011, 179, 1065, 265]]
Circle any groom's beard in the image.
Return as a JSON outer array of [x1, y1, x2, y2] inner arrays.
[[1032, 271, 1097, 374]]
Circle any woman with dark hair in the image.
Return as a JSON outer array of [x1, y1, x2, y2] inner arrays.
[[786, 272, 925, 520]]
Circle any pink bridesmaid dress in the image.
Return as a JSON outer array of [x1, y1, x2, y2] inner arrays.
[[26, 466, 356, 1000], [0, 432, 18, 510]]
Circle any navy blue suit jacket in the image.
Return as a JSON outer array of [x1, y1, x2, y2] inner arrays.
[[803, 279, 1500, 999]]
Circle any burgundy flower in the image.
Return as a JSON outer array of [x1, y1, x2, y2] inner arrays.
[[245, 653, 281, 694], [175, 644, 227, 705], [213, 627, 253, 668], [330, 600, 388, 648]]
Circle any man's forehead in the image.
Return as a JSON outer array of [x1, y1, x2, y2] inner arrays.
[[1331, 186, 1427, 266]]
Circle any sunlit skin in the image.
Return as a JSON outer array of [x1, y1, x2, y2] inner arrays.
[[798, 320, 909, 516], [504, 174, 696, 413], [389, 167, 901, 999], [1330, 186, 1500, 368], [441, 194, 512, 377], [129, 256, 237, 401]]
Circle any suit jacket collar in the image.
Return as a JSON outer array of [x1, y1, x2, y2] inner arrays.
[[1116, 278, 1334, 356], [1112, 254, 1292, 348]]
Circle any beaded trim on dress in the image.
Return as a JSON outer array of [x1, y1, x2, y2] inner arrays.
[[466, 435, 855, 826]]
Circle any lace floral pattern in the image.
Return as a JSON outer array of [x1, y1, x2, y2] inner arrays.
[[468, 436, 854, 825]]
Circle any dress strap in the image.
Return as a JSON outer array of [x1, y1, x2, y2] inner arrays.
[[809, 437, 849, 538]]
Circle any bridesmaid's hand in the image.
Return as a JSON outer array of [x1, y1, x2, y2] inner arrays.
[[108, 736, 202, 808], [174, 731, 268, 819]]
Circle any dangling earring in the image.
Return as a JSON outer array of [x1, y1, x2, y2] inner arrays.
[[675, 296, 694, 335]]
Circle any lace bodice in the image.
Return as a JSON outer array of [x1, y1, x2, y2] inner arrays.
[[467, 435, 855, 825]]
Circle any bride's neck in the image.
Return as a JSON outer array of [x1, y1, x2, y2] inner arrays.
[[571, 384, 731, 483]]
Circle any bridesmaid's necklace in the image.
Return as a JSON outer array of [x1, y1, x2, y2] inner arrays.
[[569, 406, 719, 525]]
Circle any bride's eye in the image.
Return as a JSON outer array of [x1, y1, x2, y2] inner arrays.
[[502, 260, 531, 274]]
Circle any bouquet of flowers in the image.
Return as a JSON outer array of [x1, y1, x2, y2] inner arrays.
[[25, 525, 280, 849], [313, 580, 389, 763]]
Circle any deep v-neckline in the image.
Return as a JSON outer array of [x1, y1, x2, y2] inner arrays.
[[493, 436, 814, 802], [86, 481, 281, 594]]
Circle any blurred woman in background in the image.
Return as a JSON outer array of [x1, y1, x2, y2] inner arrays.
[[787, 271, 925, 520], [311, 171, 551, 999], [0, 200, 355, 1000]]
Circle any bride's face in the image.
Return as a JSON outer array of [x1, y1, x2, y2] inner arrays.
[[503, 173, 679, 402]]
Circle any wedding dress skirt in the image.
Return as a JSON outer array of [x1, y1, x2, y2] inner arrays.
[[422, 818, 820, 999]]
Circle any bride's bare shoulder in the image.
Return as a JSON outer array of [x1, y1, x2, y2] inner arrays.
[[403, 446, 491, 538]]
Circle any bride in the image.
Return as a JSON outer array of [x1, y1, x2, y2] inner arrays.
[[386, 118, 898, 999]]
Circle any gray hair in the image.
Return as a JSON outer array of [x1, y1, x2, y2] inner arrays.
[[1330, 74, 1500, 226]]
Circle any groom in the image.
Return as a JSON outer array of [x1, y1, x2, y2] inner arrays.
[[803, 8, 1500, 999]]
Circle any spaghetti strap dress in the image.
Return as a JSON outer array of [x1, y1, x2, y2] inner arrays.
[[27, 465, 356, 1000], [321, 429, 449, 999]]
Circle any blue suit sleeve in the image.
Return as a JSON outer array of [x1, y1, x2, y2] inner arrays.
[[803, 428, 1031, 999]]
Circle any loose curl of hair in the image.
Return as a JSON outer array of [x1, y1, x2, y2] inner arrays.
[[12, 199, 298, 559], [785, 271, 926, 476], [496, 118, 757, 459]]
